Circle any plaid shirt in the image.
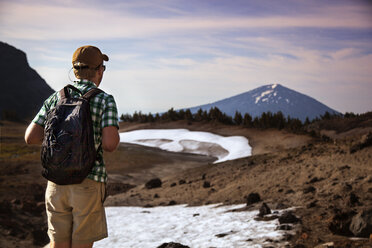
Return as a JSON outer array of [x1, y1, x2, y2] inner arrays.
[[33, 79, 119, 183]]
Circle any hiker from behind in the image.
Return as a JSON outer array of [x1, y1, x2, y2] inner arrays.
[[24, 45, 120, 248]]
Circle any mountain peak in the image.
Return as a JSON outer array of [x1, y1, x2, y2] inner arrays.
[[187, 84, 339, 121]]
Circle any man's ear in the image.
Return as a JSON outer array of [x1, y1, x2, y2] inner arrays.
[[98, 67, 104, 77]]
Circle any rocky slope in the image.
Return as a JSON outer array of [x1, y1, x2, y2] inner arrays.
[[107, 120, 372, 247], [0, 41, 54, 121], [1, 117, 371, 247]]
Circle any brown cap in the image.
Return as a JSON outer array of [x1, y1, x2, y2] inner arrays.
[[72, 45, 109, 69]]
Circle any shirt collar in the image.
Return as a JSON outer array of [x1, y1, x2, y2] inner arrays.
[[73, 79, 97, 88]]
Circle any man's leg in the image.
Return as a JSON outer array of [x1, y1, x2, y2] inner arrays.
[[48, 241, 93, 248], [71, 179, 108, 245], [72, 243, 93, 248], [49, 241, 71, 248], [45, 182, 73, 247]]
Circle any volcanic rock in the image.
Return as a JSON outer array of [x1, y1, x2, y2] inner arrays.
[[349, 192, 360, 206], [157, 242, 190, 248], [303, 186, 316, 194], [245, 192, 261, 205], [278, 211, 300, 224], [349, 208, 372, 237], [145, 178, 162, 189], [258, 203, 271, 217], [328, 210, 355, 236], [277, 224, 293, 230], [203, 181, 211, 188]]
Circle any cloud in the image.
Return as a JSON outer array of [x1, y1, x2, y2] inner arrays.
[[1, 0, 371, 114], [96, 43, 372, 114], [1, 1, 371, 41]]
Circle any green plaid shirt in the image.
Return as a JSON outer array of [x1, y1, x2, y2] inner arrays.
[[32, 79, 119, 183]]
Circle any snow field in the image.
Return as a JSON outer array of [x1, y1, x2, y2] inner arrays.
[[104, 129, 291, 247], [120, 129, 252, 163], [94, 204, 292, 248]]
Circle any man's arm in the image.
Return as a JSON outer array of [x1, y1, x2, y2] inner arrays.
[[24, 122, 44, 145], [102, 126, 120, 152]]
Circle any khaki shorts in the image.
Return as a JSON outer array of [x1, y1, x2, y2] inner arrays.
[[45, 178, 108, 244]]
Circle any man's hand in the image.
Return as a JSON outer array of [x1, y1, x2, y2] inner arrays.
[[24, 122, 44, 145]]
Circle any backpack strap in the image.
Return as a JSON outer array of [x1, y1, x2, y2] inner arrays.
[[59, 85, 103, 100], [83, 88, 104, 100], [60, 85, 83, 99]]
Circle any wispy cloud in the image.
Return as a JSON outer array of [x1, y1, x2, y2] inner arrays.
[[1, 1, 371, 41], [1, 0, 371, 114]]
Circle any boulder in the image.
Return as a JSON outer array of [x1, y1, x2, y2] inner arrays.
[[157, 242, 190, 248], [307, 200, 317, 208], [203, 181, 211, 188], [277, 224, 293, 230], [278, 211, 300, 224], [258, 203, 271, 217], [308, 177, 323, 184], [349, 192, 360, 206], [349, 208, 372, 237], [303, 186, 316, 194], [245, 193, 261, 205], [145, 178, 162, 189], [179, 179, 186, 185], [328, 210, 355, 236]]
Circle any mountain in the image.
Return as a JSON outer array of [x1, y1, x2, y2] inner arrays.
[[187, 84, 340, 121], [0, 41, 54, 120]]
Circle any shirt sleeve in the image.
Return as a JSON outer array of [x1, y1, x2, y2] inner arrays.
[[32, 92, 59, 127], [101, 94, 119, 129]]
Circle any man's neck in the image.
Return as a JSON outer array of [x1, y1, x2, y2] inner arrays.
[[79, 78, 100, 87]]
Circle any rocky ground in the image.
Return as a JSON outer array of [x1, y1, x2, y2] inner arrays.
[[1, 119, 372, 247]]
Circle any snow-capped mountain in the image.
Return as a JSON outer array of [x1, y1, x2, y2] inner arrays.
[[188, 84, 340, 121]]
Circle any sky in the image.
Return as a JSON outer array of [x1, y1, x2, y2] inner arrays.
[[0, 0, 371, 115]]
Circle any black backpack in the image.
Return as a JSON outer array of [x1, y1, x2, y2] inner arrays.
[[41, 84, 103, 185]]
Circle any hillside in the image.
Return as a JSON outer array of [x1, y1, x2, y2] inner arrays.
[[187, 84, 340, 122], [0, 41, 54, 121], [1, 114, 371, 247]]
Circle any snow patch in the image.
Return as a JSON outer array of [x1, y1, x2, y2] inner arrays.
[[94, 204, 293, 248], [272, 84, 277, 89], [120, 129, 251, 163], [255, 90, 273, 104]]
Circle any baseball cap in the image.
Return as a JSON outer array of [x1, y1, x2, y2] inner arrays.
[[72, 45, 109, 69]]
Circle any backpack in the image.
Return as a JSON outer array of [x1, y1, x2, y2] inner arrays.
[[41, 84, 103, 185]]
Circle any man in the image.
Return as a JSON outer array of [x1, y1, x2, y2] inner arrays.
[[24, 45, 120, 248]]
